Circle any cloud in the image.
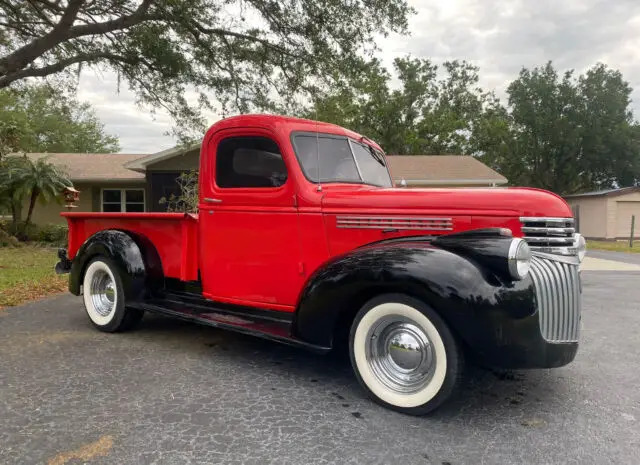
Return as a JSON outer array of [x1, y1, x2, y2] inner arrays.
[[76, 0, 640, 153], [77, 70, 176, 154], [380, 0, 640, 105]]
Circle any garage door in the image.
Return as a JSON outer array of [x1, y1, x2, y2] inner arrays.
[[616, 201, 640, 238]]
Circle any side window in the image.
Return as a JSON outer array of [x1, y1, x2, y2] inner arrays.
[[216, 136, 288, 188]]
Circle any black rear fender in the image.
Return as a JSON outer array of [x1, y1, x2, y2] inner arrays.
[[69, 230, 163, 301], [293, 240, 536, 349]]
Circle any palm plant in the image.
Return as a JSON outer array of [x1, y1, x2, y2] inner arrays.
[[0, 155, 29, 224], [19, 156, 71, 225]]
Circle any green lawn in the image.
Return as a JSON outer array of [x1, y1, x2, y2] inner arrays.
[[0, 246, 67, 308], [587, 240, 640, 253]]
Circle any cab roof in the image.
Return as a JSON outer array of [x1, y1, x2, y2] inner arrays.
[[207, 114, 381, 150]]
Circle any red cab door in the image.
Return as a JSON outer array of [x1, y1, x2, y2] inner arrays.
[[199, 128, 302, 311]]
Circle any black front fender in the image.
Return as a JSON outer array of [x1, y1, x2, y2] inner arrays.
[[293, 241, 536, 350], [69, 230, 163, 301]]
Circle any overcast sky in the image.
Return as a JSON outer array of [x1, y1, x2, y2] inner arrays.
[[76, 0, 640, 154]]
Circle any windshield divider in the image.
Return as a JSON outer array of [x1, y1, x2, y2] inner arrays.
[[348, 139, 365, 183]]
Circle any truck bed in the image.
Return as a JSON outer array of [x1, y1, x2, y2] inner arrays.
[[62, 212, 199, 281]]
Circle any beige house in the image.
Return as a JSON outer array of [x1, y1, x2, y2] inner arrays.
[[564, 187, 640, 240], [25, 149, 507, 226], [25, 153, 149, 225]]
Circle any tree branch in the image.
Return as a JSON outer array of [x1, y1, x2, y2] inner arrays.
[[65, 0, 154, 39], [0, 0, 84, 76], [0, 51, 138, 87], [192, 24, 293, 57], [0, 0, 155, 79]]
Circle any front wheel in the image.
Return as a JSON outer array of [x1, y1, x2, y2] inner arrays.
[[349, 294, 463, 415], [82, 257, 143, 332]]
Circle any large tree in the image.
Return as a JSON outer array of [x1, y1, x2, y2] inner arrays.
[[0, 0, 412, 137], [502, 62, 640, 194], [307, 57, 497, 155], [0, 83, 113, 223], [0, 83, 120, 156]]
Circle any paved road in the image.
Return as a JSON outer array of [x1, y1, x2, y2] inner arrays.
[[1, 269, 639, 464]]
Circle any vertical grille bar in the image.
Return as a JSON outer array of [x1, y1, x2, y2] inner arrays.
[[530, 255, 581, 342]]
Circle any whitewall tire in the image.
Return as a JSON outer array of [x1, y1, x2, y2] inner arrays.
[[82, 257, 143, 332], [349, 294, 462, 415]]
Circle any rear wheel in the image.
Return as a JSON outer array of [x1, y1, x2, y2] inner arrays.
[[82, 257, 143, 332], [349, 294, 462, 415]]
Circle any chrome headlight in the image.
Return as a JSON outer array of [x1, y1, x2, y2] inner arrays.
[[508, 238, 531, 280], [575, 233, 586, 262]]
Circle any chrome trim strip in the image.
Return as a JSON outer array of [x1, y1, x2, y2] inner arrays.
[[337, 225, 453, 231], [336, 216, 453, 231], [520, 217, 575, 224], [339, 216, 453, 221], [338, 220, 453, 225], [523, 236, 575, 244], [521, 226, 576, 234]]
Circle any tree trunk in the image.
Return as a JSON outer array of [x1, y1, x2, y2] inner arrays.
[[10, 200, 20, 225], [25, 188, 39, 225]]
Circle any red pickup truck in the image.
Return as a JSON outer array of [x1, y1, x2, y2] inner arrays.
[[57, 114, 586, 415]]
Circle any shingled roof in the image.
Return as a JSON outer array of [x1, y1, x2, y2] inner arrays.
[[563, 186, 640, 198], [386, 155, 507, 186], [21, 152, 507, 186], [26, 153, 146, 182]]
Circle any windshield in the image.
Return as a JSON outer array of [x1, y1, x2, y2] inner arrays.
[[293, 133, 393, 187]]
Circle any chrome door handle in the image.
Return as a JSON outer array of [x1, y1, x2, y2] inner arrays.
[[203, 197, 222, 203]]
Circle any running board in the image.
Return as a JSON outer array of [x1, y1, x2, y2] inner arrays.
[[128, 296, 331, 354]]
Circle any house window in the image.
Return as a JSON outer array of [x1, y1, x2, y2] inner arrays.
[[102, 189, 145, 212]]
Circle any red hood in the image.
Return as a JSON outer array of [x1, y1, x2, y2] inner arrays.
[[320, 186, 573, 218]]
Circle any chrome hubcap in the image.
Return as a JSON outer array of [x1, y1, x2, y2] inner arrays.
[[366, 318, 435, 394], [90, 270, 115, 317]]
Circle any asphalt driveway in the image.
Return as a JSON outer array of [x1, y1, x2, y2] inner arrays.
[[1, 268, 639, 464]]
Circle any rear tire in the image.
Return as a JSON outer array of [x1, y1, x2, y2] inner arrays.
[[349, 294, 463, 415], [82, 257, 143, 332]]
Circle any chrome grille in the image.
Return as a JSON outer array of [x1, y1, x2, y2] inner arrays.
[[520, 217, 576, 253], [529, 255, 581, 343]]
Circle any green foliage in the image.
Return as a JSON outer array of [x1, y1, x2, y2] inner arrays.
[[1, 220, 37, 242], [159, 170, 199, 213], [0, 155, 71, 224], [0, 154, 26, 222], [0, 0, 413, 139], [19, 156, 71, 224], [0, 83, 120, 155], [307, 57, 496, 155], [0, 220, 67, 245], [34, 223, 68, 246], [308, 59, 640, 194], [501, 62, 640, 193], [0, 228, 20, 247]]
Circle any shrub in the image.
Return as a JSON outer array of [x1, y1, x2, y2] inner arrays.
[[0, 221, 67, 245], [159, 170, 199, 213], [1, 221, 38, 242], [0, 229, 20, 247], [36, 223, 68, 246]]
